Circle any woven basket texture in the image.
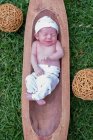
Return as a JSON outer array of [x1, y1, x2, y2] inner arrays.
[[72, 69, 93, 100], [0, 3, 23, 32]]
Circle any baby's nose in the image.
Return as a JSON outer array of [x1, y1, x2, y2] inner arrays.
[[47, 34, 52, 39]]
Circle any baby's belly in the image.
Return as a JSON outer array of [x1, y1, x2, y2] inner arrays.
[[38, 59, 60, 67]]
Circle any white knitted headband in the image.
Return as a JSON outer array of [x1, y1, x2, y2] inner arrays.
[[35, 16, 59, 33]]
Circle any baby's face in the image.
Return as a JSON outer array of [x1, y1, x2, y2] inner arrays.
[[35, 27, 57, 46]]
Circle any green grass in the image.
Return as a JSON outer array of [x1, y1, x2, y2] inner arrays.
[[65, 0, 93, 140], [0, 0, 93, 140]]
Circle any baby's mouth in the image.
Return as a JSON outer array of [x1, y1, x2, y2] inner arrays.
[[46, 40, 52, 43]]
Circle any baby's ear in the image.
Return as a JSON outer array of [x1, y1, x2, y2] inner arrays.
[[34, 33, 39, 40]]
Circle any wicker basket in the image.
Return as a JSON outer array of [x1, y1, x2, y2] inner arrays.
[[72, 69, 93, 100], [0, 3, 23, 32]]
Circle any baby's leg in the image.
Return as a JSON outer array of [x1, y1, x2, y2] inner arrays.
[[25, 73, 37, 100], [25, 73, 46, 105], [36, 74, 59, 98], [25, 73, 37, 94], [36, 75, 52, 99], [26, 93, 46, 105], [26, 92, 33, 100], [36, 100, 46, 105]]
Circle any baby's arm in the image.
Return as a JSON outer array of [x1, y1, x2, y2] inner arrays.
[[31, 41, 44, 76], [49, 41, 64, 60]]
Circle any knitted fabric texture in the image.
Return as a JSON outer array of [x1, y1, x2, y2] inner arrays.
[[0, 3, 23, 32], [72, 69, 93, 100], [35, 16, 59, 34]]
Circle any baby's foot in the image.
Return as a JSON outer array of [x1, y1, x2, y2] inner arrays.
[[36, 100, 46, 105], [26, 93, 46, 105], [26, 93, 33, 100]]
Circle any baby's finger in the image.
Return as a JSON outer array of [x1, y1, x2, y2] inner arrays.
[[36, 72, 42, 76], [37, 71, 44, 76]]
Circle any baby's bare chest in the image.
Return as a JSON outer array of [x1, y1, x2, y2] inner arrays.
[[37, 46, 56, 57]]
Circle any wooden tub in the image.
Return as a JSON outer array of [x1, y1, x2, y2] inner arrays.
[[22, 0, 70, 140]]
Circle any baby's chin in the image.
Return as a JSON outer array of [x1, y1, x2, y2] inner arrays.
[[43, 41, 56, 46]]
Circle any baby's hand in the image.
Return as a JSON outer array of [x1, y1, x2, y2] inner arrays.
[[34, 66, 44, 76]]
